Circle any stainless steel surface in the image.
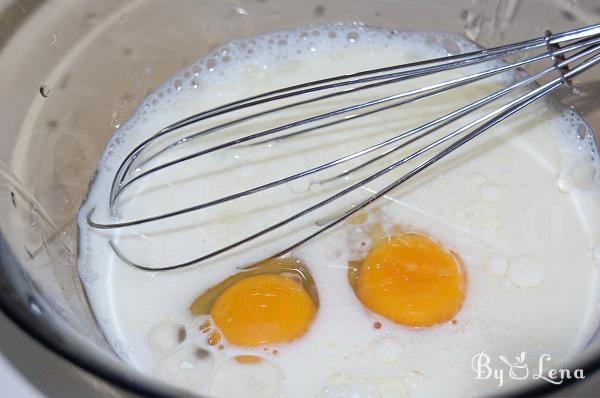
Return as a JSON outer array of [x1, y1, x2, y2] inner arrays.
[[0, 1, 600, 397], [0, 311, 114, 398]]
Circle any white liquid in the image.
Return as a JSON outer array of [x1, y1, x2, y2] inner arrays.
[[78, 24, 600, 397]]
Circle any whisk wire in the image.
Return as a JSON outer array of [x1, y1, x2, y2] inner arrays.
[[112, 33, 600, 205], [88, 24, 600, 270]]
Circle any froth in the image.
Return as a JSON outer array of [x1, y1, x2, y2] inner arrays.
[[103, 23, 600, 197], [102, 23, 486, 167], [551, 107, 600, 192]]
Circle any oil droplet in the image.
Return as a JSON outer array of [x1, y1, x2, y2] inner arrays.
[[178, 360, 195, 369], [199, 319, 211, 332], [208, 331, 222, 346], [508, 256, 544, 288], [154, 346, 214, 390], [209, 356, 279, 397], [479, 183, 501, 202], [484, 254, 508, 277], [378, 379, 408, 398], [235, 355, 263, 364], [348, 210, 368, 225]]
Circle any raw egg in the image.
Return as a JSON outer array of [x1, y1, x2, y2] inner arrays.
[[211, 274, 316, 346], [191, 258, 318, 347], [352, 232, 466, 327]]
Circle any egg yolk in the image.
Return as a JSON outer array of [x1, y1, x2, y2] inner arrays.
[[210, 274, 316, 347], [356, 233, 466, 327]]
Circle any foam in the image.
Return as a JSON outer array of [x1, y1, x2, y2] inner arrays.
[[102, 23, 600, 192], [100, 24, 486, 166]]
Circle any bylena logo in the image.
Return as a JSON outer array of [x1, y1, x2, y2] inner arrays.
[[471, 351, 585, 387]]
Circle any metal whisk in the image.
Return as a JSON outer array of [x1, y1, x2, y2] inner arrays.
[[88, 24, 600, 271]]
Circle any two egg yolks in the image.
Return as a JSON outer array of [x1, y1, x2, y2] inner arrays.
[[210, 274, 316, 347], [209, 232, 466, 347], [357, 233, 466, 327]]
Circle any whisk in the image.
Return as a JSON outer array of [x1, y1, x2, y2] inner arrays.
[[87, 24, 600, 271]]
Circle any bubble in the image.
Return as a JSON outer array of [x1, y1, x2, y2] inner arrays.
[[154, 346, 214, 391], [426, 34, 437, 44], [577, 123, 588, 140], [557, 175, 573, 193], [206, 58, 217, 70], [347, 31, 359, 43], [443, 38, 460, 54]]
